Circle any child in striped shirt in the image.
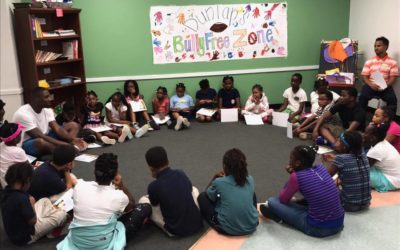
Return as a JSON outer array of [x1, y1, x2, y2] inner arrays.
[[261, 145, 344, 238]]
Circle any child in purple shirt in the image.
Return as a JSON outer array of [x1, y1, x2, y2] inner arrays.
[[261, 145, 344, 238]]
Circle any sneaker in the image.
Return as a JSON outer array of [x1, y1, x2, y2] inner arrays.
[[135, 124, 149, 138], [133, 122, 140, 130], [315, 136, 326, 145], [182, 118, 191, 128], [174, 116, 183, 131], [118, 126, 130, 143], [259, 204, 282, 223], [101, 136, 116, 145], [149, 120, 160, 130]]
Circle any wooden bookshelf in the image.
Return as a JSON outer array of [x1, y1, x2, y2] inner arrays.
[[14, 7, 86, 111]]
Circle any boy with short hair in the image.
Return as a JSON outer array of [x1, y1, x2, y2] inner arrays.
[[277, 73, 308, 123], [139, 146, 203, 237], [29, 145, 77, 201], [312, 87, 366, 150]]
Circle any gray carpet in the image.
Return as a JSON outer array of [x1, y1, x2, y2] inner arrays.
[[241, 205, 400, 250], [0, 121, 307, 250]]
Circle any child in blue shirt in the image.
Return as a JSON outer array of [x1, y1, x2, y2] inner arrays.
[[198, 148, 258, 236], [218, 75, 241, 109], [170, 83, 194, 131]]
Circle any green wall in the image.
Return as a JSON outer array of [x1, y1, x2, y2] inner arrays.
[[72, 0, 350, 109]]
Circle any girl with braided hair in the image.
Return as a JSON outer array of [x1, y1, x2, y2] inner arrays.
[[198, 148, 259, 235], [261, 145, 344, 237]]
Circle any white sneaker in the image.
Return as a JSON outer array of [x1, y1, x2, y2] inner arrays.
[[133, 122, 140, 130], [135, 124, 149, 138], [118, 126, 130, 143], [175, 116, 183, 131], [101, 136, 116, 145], [182, 118, 191, 128]]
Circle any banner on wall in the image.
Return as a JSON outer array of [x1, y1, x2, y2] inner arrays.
[[150, 3, 287, 64]]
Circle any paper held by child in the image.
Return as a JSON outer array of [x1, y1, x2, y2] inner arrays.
[[196, 108, 217, 117], [75, 153, 98, 163], [317, 146, 334, 154], [130, 99, 147, 112], [221, 108, 238, 122], [26, 154, 37, 163], [54, 189, 74, 212], [287, 122, 293, 138], [244, 114, 263, 125], [371, 72, 387, 90], [87, 143, 102, 149], [151, 114, 170, 125], [88, 124, 112, 133], [272, 111, 289, 127]]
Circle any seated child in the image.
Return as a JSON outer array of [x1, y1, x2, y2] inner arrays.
[[370, 107, 400, 153], [218, 76, 241, 115], [1, 162, 67, 245], [139, 146, 203, 237], [198, 148, 259, 236], [294, 90, 339, 138], [277, 73, 307, 123], [105, 92, 148, 141], [80, 90, 118, 145], [261, 145, 344, 238], [0, 122, 28, 188], [313, 88, 366, 150], [170, 83, 193, 131], [124, 80, 159, 130], [29, 145, 78, 202], [310, 78, 340, 114], [326, 131, 371, 212], [364, 124, 400, 192], [242, 84, 270, 122], [55, 102, 81, 139], [152, 86, 170, 125], [195, 79, 217, 122], [57, 153, 151, 249]]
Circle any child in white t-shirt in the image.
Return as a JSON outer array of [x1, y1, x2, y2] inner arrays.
[[364, 124, 400, 192], [0, 121, 28, 188], [277, 73, 307, 123], [310, 78, 340, 114], [105, 92, 149, 142]]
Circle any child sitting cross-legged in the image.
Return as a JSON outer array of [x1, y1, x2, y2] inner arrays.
[[198, 148, 259, 236], [369, 107, 400, 153], [139, 146, 203, 237], [364, 124, 400, 192], [241, 84, 270, 122], [1, 162, 68, 245], [170, 83, 193, 131]]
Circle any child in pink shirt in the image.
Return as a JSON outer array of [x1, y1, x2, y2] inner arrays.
[[370, 107, 400, 153]]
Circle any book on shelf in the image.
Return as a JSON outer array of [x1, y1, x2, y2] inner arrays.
[[35, 50, 63, 63], [62, 40, 78, 59], [55, 29, 76, 36]]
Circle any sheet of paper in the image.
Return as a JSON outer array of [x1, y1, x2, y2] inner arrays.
[[244, 114, 263, 125], [287, 122, 293, 138], [87, 143, 102, 149], [317, 146, 334, 154], [272, 111, 289, 127], [110, 123, 124, 127], [26, 154, 37, 163], [221, 108, 238, 122], [152, 114, 170, 124], [130, 100, 147, 112], [371, 71, 387, 90], [54, 189, 73, 212], [89, 125, 112, 133], [75, 153, 98, 163], [196, 108, 217, 117]]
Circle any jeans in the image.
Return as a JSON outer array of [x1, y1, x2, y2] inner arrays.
[[267, 197, 343, 238], [358, 85, 397, 113]]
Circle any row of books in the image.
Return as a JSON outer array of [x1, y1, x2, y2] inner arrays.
[[35, 50, 63, 63], [31, 17, 77, 38]]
